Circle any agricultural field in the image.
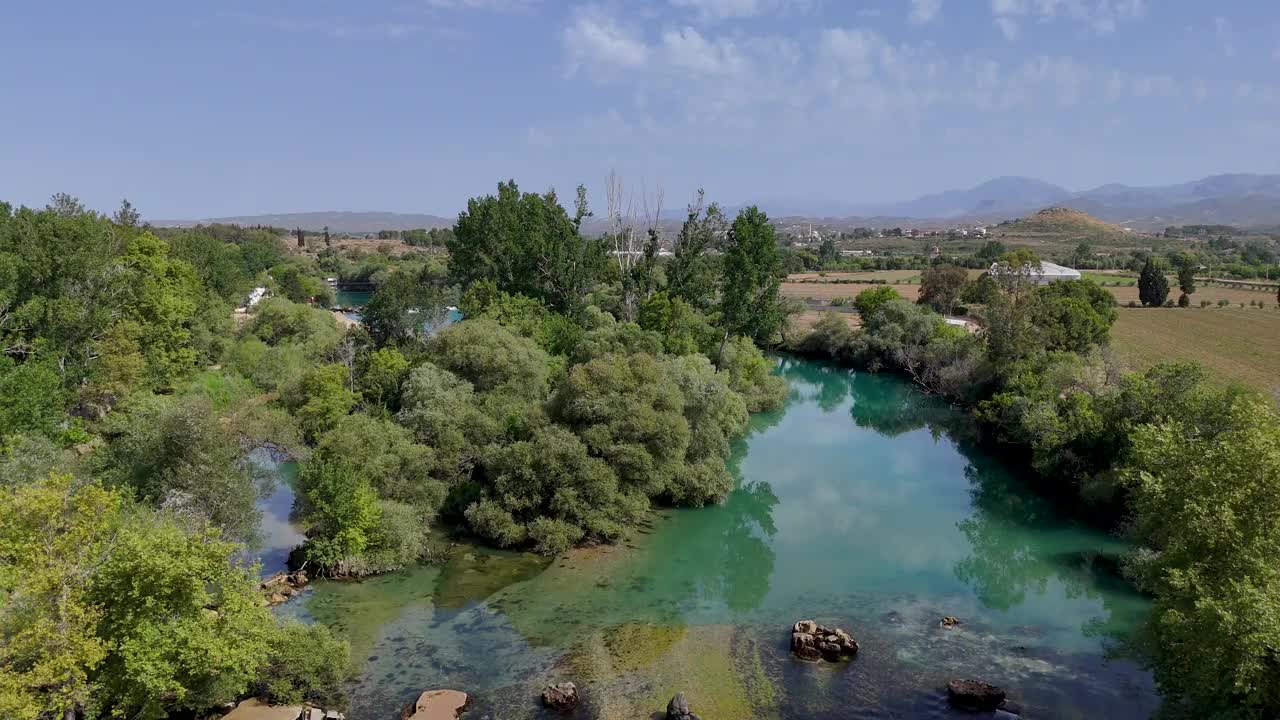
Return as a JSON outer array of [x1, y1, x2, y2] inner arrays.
[[787, 269, 923, 282], [788, 309, 861, 333], [1111, 306, 1280, 396], [1106, 283, 1276, 307], [780, 281, 921, 303]]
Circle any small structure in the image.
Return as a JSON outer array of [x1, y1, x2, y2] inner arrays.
[[989, 261, 1081, 286], [247, 287, 268, 307], [1037, 260, 1081, 284]]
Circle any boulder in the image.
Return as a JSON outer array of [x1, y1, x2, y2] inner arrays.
[[946, 679, 1007, 711], [401, 690, 470, 720], [541, 682, 579, 711], [665, 692, 701, 720], [940, 615, 962, 628], [789, 620, 858, 663], [221, 699, 303, 720]]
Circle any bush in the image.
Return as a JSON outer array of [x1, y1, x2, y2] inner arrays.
[[1177, 293, 1190, 308], [1163, 299, 1175, 308], [1127, 300, 1139, 308], [258, 622, 351, 707], [1219, 298, 1230, 307], [1200, 299, 1210, 308]]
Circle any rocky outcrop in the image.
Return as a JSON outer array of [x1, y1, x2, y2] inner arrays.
[[790, 620, 859, 662], [401, 690, 470, 720], [940, 615, 962, 628], [946, 679, 1006, 711], [220, 699, 345, 720], [666, 692, 701, 720], [541, 683, 578, 711], [260, 571, 309, 607]]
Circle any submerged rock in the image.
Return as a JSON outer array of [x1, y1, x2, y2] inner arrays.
[[946, 679, 1007, 711], [940, 615, 962, 628], [789, 620, 858, 662], [401, 689, 470, 720], [541, 682, 579, 711]]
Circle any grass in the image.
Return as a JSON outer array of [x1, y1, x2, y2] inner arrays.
[[1111, 306, 1280, 396]]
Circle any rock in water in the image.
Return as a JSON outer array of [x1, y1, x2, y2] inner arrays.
[[401, 690, 470, 720], [940, 615, 962, 628], [541, 683, 579, 711], [789, 620, 859, 662], [946, 679, 1007, 711]]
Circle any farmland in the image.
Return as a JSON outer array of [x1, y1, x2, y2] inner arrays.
[[1111, 307, 1280, 395], [781, 281, 921, 303]]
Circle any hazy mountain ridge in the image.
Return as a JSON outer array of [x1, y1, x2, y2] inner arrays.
[[156, 211, 454, 233], [156, 173, 1280, 234]]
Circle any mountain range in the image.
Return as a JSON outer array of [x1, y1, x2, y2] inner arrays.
[[842, 173, 1280, 230], [155, 173, 1280, 233]]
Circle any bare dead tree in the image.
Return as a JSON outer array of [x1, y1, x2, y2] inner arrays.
[[605, 170, 663, 321]]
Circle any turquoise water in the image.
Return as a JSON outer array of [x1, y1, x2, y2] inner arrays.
[[281, 358, 1157, 719], [335, 289, 372, 308]]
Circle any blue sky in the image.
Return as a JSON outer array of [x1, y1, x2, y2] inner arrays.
[[3, 0, 1279, 218]]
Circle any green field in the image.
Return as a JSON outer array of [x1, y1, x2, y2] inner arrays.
[[1111, 307, 1280, 396]]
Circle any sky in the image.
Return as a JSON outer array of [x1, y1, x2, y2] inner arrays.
[[3, 0, 1280, 219]]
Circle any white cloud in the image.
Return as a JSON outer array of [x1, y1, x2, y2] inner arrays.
[[909, 0, 943, 25], [991, 0, 1146, 39], [667, 0, 815, 22], [563, 7, 649, 74], [662, 27, 745, 74]]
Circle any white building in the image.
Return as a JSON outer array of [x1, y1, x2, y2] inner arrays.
[[989, 260, 1081, 285]]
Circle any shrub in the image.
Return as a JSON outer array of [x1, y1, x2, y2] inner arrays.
[[1127, 300, 1139, 308], [1163, 299, 1175, 308], [1177, 293, 1190, 308], [1200, 299, 1210, 308], [1219, 298, 1230, 307], [258, 622, 351, 707]]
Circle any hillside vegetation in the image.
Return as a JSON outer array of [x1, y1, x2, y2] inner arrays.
[[998, 207, 1129, 240]]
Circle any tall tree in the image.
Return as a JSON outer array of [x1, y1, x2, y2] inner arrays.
[[113, 199, 141, 227], [667, 191, 725, 310], [718, 206, 783, 362], [1173, 252, 1197, 307], [448, 180, 604, 312], [1138, 258, 1170, 307], [917, 264, 968, 314]]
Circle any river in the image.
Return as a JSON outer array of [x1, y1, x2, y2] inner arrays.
[[271, 357, 1157, 719]]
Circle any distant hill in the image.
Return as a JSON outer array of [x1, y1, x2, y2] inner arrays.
[[999, 207, 1128, 239], [156, 211, 454, 233], [841, 173, 1280, 230], [861, 176, 1071, 219]]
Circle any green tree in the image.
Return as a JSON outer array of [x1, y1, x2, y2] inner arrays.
[[355, 347, 410, 410], [1173, 252, 1197, 307], [285, 364, 358, 441], [852, 286, 903, 321], [917, 264, 968, 314], [90, 515, 277, 719], [297, 459, 383, 572], [666, 191, 726, 310], [718, 206, 783, 359], [448, 180, 604, 312], [1123, 394, 1280, 716], [1137, 259, 1170, 307], [0, 356, 66, 440], [429, 318, 551, 399], [0, 474, 117, 719], [113, 199, 141, 227], [1031, 279, 1117, 353], [362, 266, 451, 348]]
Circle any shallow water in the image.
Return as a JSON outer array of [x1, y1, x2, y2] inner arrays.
[[248, 448, 304, 577], [283, 358, 1158, 719]]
